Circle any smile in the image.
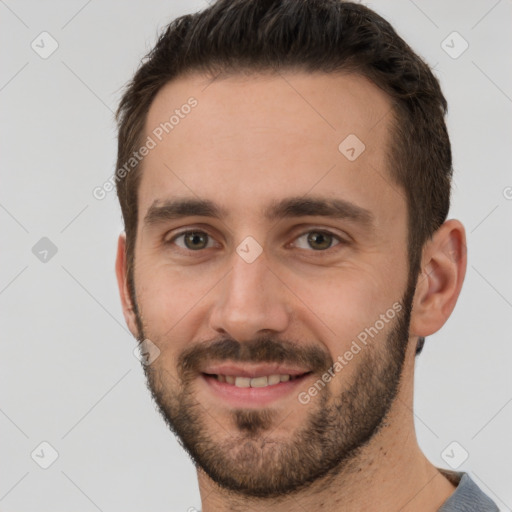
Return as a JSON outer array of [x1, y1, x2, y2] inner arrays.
[[205, 373, 307, 388]]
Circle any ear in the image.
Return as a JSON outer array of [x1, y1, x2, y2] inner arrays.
[[409, 219, 467, 338], [115, 233, 140, 339]]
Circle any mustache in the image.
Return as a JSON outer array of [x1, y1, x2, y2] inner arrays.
[[178, 336, 333, 377]]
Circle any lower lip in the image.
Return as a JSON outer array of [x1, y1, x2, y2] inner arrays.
[[201, 374, 311, 408]]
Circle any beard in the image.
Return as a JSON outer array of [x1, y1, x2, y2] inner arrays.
[[133, 282, 415, 499]]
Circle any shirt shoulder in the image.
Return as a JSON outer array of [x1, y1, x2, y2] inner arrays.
[[437, 468, 500, 511]]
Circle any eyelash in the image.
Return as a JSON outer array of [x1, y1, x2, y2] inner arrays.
[[165, 228, 347, 255]]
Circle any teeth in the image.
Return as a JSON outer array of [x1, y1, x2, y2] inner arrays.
[[215, 373, 300, 387], [234, 376, 251, 388], [268, 374, 281, 385], [250, 376, 268, 387]]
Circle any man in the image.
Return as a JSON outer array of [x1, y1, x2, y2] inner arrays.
[[114, 1, 498, 510]]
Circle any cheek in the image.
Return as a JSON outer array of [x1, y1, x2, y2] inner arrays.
[[290, 262, 404, 346], [134, 258, 215, 339]]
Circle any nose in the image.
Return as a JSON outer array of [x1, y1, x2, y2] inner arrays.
[[208, 249, 291, 342]]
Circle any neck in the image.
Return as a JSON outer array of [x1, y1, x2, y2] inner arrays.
[[196, 348, 456, 511]]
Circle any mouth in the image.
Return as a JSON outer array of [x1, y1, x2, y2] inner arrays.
[[203, 372, 311, 387], [199, 364, 313, 407]]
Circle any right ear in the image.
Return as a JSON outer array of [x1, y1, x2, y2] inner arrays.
[[115, 233, 140, 338]]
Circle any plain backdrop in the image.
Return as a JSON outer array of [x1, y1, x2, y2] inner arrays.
[[1, 1, 511, 510]]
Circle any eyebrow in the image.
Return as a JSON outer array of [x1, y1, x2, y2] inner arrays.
[[143, 195, 374, 228]]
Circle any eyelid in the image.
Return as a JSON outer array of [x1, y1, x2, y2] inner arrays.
[[164, 225, 350, 253], [164, 227, 220, 251], [288, 228, 349, 251]]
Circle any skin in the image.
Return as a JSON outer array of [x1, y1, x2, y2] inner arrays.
[[116, 71, 467, 511]]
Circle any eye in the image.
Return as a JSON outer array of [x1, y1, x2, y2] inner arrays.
[[165, 228, 346, 254], [292, 230, 343, 251], [169, 230, 216, 251]]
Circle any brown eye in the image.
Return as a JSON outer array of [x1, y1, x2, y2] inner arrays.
[[173, 231, 213, 250], [307, 231, 334, 250], [293, 230, 341, 251]]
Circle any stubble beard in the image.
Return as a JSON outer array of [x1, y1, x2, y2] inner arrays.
[[134, 284, 415, 498]]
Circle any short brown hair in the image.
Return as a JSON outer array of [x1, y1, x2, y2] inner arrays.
[[116, 0, 452, 354]]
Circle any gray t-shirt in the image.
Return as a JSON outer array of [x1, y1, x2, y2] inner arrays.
[[438, 469, 499, 511]]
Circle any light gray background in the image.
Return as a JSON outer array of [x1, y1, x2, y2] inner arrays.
[[1, 1, 511, 510]]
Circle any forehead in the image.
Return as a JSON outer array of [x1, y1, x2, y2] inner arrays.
[[138, 71, 402, 227]]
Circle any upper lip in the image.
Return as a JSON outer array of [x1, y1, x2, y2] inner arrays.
[[201, 363, 311, 379]]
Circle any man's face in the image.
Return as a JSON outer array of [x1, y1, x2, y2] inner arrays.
[[128, 72, 415, 496]]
